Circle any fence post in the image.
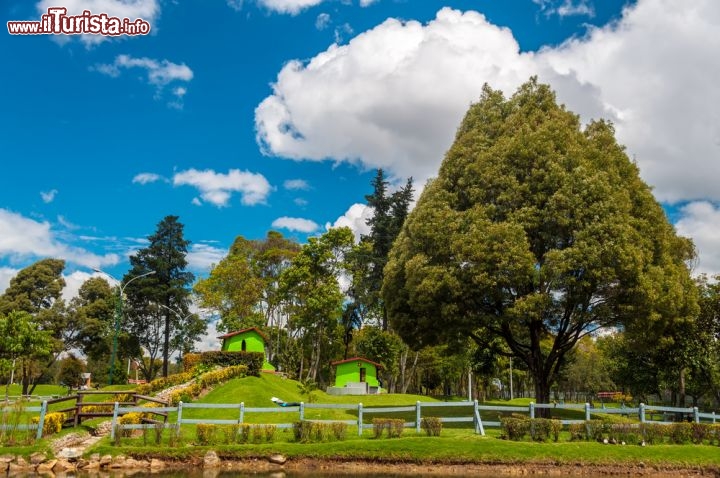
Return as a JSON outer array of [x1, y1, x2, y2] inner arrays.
[[529, 402, 535, 419], [416, 401, 421, 434], [584, 403, 591, 421], [239, 402, 245, 424], [639, 403, 645, 423], [712, 411, 716, 424], [358, 403, 363, 437], [110, 402, 119, 441], [35, 400, 48, 441], [299, 402, 304, 421], [175, 401, 183, 437], [693, 407, 699, 423], [474, 399, 485, 436]]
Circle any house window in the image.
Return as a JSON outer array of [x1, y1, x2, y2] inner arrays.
[[241, 339, 247, 352]]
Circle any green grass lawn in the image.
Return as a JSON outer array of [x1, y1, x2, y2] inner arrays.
[[95, 428, 720, 468]]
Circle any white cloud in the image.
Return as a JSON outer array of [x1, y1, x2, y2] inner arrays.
[[359, 0, 378, 6], [35, 0, 160, 46], [94, 54, 193, 108], [0, 208, 120, 270], [227, 0, 243, 11], [540, 0, 720, 203], [675, 202, 720, 278], [132, 172, 164, 184], [533, 0, 595, 18], [62, 270, 95, 302], [186, 243, 228, 274], [256, 8, 537, 185], [316, 12, 331, 30], [173, 168, 272, 207], [271, 216, 320, 233], [294, 198, 309, 207], [40, 189, 58, 203], [256, 0, 324, 15], [194, 317, 221, 352], [325, 203, 373, 243], [0, 267, 19, 295], [256, 2, 720, 278], [283, 179, 310, 191]]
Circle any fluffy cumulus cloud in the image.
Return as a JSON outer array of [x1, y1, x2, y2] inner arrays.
[[186, 243, 228, 273], [0, 267, 19, 294], [256, 2, 720, 202], [35, 0, 160, 46], [0, 208, 120, 270], [173, 168, 272, 207], [256, 8, 539, 183], [325, 203, 373, 243], [257, 1, 720, 273], [271, 216, 319, 233], [675, 202, 720, 278]]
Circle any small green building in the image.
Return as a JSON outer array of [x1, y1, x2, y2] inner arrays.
[[327, 357, 382, 395], [217, 327, 275, 371]]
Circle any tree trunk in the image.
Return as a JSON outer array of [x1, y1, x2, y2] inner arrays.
[[162, 312, 170, 378], [677, 368, 686, 408]]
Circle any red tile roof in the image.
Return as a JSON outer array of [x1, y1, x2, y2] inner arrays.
[[217, 327, 268, 341], [331, 357, 383, 369]]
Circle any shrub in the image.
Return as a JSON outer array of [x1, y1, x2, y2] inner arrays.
[[196, 424, 217, 445], [609, 423, 641, 444], [135, 372, 194, 396], [670, 422, 692, 444], [222, 424, 240, 444], [709, 424, 720, 446], [118, 412, 143, 438], [183, 353, 202, 372], [371, 418, 404, 439], [263, 424, 276, 443], [293, 421, 346, 443], [641, 423, 666, 445], [585, 420, 606, 441], [32, 412, 66, 437], [691, 423, 709, 444], [500, 417, 528, 441], [194, 351, 264, 376], [421, 417, 442, 437], [568, 423, 586, 441], [239, 424, 251, 443], [331, 422, 348, 441]]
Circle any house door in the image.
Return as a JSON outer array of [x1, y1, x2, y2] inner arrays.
[[241, 340, 247, 351], [359, 368, 366, 382]]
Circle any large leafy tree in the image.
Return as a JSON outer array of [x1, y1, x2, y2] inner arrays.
[[0, 258, 68, 394], [279, 227, 354, 382], [0, 311, 52, 399], [194, 231, 299, 334], [123, 216, 203, 378], [383, 78, 698, 408]]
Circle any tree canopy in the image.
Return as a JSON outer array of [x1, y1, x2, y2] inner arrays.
[[383, 78, 698, 406]]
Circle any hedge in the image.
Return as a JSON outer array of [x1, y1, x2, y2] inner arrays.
[[183, 351, 264, 376]]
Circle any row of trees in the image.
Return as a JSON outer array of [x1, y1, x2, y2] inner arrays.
[[2, 78, 718, 409]]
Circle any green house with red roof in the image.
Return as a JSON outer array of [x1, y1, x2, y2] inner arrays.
[[327, 357, 382, 395], [217, 327, 276, 371]]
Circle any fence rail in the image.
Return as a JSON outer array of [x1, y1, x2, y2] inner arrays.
[[8, 397, 717, 441]]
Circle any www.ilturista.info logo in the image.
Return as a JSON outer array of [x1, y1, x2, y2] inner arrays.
[[7, 7, 151, 36]]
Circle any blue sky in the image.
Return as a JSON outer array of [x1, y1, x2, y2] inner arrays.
[[2, 0, 720, 304]]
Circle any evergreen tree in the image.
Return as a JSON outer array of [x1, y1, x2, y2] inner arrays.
[[123, 216, 202, 378]]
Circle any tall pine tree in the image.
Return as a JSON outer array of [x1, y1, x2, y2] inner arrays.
[[123, 216, 203, 378]]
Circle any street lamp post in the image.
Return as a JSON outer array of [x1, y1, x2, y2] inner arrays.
[[93, 268, 156, 385]]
